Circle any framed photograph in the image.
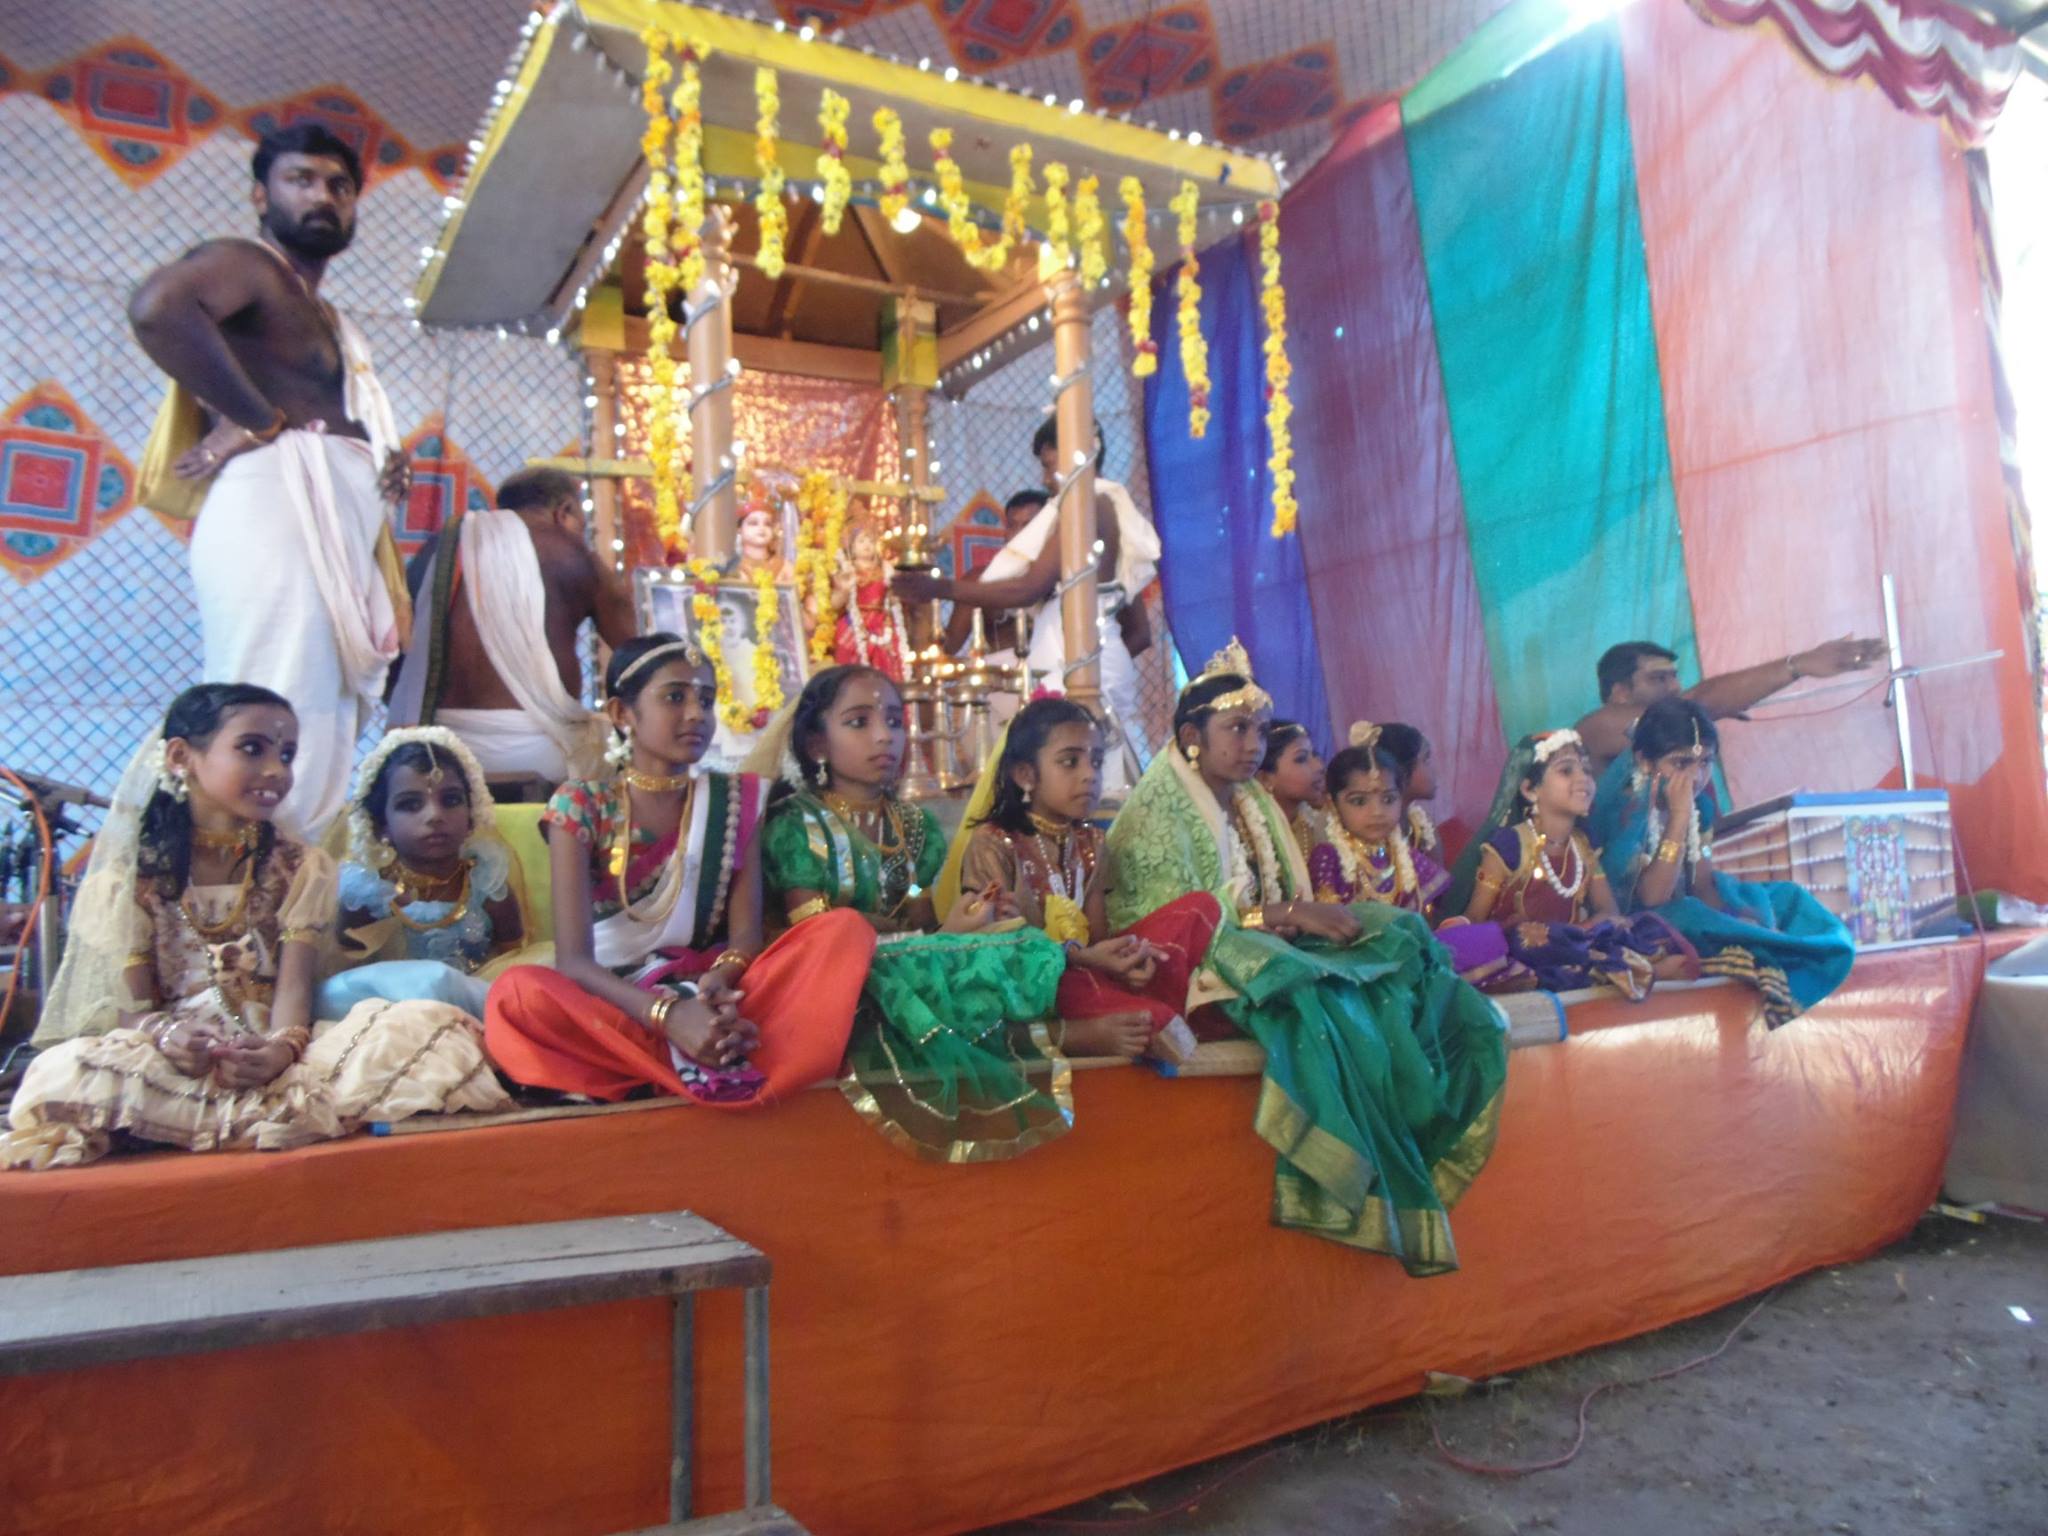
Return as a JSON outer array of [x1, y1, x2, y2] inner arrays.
[[634, 568, 810, 771]]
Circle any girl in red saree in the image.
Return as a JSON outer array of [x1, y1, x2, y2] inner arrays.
[[484, 633, 872, 1104]]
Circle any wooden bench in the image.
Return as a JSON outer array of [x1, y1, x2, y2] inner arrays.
[[0, 1210, 803, 1535]]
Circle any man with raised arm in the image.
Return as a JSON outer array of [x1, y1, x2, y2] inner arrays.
[[1573, 636, 1887, 778], [128, 123, 412, 840], [387, 467, 638, 784]]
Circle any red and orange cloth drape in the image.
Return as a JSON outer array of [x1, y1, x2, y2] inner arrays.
[[1145, 0, 2047, 899]]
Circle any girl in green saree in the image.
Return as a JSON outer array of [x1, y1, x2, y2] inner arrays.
[[757, 664, 1073, 1162], [1105, 640, 1509, 1274]]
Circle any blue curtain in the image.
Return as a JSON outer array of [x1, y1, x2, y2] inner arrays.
[[1143, 233, 1333, 740]]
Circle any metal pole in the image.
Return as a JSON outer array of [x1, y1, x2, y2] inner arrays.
[[1049, 273, 1101, 713], [669, 1292, 695, 1522], [1882, 572, 1914, 790], [743, 1285, 772, 1508], [686, 207, 738, 562]]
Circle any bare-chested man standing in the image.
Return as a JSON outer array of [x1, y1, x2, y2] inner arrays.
[[387, 467, 637, 784], [128, 123, 412, 839]]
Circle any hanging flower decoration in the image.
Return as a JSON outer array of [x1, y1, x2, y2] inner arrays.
[[1172, 179, 1210, 438], [753, 67, 787, 281], [818, 90, 851, 235], [1120, 177, 1157, 378], [749, 559, 785, 727], [930, 132, 1033, 274], [1038, 162, 1072, 281], [794, 469, 849, 661], [1074, 174, 1106, 289], [873, 107, 909, 226], [685, 558, 738, 725], [639, 29, 684, 558], [1257, 202, 1296, 538], [671, 39, 709, 301]]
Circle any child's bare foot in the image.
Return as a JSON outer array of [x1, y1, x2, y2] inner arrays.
[[1060, 1011, 1153, 1060]]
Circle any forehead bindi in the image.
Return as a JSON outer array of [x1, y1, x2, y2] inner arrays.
[[221, 706, 296, 745], [835, 681, 899, 718]]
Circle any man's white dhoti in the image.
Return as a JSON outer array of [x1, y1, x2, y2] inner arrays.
[[192, 434, 394, 841], [386, 509, 607, 783], [433, 706, 570, 783]]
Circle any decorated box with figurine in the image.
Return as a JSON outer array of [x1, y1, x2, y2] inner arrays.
[[1713, 791, 1955, 947]]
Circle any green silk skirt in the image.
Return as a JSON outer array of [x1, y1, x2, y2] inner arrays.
[[1217, 903, 1509, 1275], [841, 925, 1072, 1163]]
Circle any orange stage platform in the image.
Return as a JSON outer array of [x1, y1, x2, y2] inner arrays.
[[0, 937, 2005, 1536]]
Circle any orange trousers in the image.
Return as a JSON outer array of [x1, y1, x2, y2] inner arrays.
[[484, 908, 874, 1107]]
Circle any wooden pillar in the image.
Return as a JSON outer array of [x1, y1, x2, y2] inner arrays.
[[586, 349, 624, 572], [1050, 274, 1100, 712], [687, 207, 738, 561]]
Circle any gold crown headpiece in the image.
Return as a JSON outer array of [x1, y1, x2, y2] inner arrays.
[[1191, 636, 1272, 716]]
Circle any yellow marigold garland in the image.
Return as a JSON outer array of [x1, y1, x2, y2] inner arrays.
[[873, 107, 909, 225], [1258, 201, 1297, 539], [794, 469, 848, 661], [818, 90, 851, 235], [748, 559, 785, 725], [672, 40, 708, 302], [1074, 174, 1106, 289], [753, 67, 786, 281], [1038, 162, 1071, 281], [639, 29, 684, 558], [1119, 176, 1157, 377], [929, 132, 1034, 274], [684, 558, 737, 726], [1171, 178, 1209, 438]]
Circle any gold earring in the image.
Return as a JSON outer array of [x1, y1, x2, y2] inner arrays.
[[1188, 742, 1202, 765], [1022, 781, 1033, 805]]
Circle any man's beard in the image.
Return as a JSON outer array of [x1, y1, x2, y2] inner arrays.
[[265, 206, 354, 259]]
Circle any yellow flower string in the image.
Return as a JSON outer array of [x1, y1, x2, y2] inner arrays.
[[672, 39, 708, 302], [1171, 179, 1209, 438], [1258, 201, 1297, 539], [1074, 174, 1106, 289], [873, 107, 909, 225], [930, 132, 1033, 274], [1120, 177, 1157, 377], [1038, 162, 1071, 281], [753, 67, 786, 281], [794, 469, 848, 661], [685, 558, 737, 726], [639, 29, 684, 558], [818, 90, 851, 235], [749, 559, 784, 725]]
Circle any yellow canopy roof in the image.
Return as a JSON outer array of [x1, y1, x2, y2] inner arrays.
[[413, 0, 1281, 332]]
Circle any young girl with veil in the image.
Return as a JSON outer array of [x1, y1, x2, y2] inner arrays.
[[5, 685, 507, 1169], [936, 695, 1215, 1065], [1105, 641, 1508, 1275], [754, 664, 1074, 1161], [483, 634, 871, 1105], [1453, 729, 1697, 998], [315, 726, 524, 1022], [1586, 698, 1853, 1026]]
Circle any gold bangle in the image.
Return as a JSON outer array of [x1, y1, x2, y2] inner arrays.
[[246, 409, 289, 445], [787, 896, 830, 924], [1653, 840, 1683, 865], [1241, 907, 1267, 930], [268, 1024, 311, 1062], [647, 993, 676, 1031], [709, 948, 751, 975]]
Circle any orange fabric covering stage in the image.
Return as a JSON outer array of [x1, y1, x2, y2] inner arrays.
[[0, 937, 2006, 1536]]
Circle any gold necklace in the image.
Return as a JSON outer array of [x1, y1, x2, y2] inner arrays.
[[823, 790, 903, 853], [1028, 816, 1088, 900], [181, 859, 256, 944], [624, 765, 693, 793], [616, 777, 694, 912], [390, 859, 473, 933], [192, 823, 257, 856]]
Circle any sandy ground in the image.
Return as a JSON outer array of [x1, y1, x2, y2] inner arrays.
[[985, 1214, 2047, 1536]]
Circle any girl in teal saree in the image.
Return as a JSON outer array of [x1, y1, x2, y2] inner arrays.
[[1105, 640, 1508, 1275], [1586, 698, 1854, 1027]]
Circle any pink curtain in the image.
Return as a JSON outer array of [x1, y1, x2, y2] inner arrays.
[[1685, 0, 2022, 146], [1281, 102, 1508, 836], [1625, 0, 2048, 900]]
